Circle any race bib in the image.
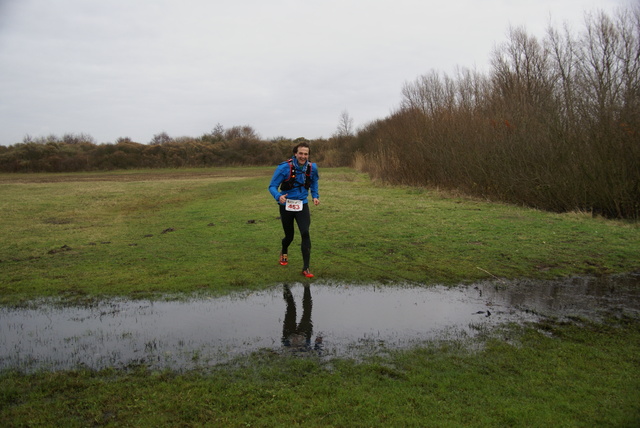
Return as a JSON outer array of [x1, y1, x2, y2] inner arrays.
[[285, 199, 303, 212]]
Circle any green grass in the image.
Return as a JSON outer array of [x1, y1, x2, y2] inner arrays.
[[1, 167, 638, 303], [1, 167, 639, 426]]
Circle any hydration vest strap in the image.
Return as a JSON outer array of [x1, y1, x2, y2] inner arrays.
[[304, 162, 312, 189], [282, 158, 311, 190], [287, 159, 295, 180]]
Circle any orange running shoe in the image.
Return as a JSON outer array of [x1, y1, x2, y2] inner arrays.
[[302, 269, 314, 278], [279, 253, 288, 266]]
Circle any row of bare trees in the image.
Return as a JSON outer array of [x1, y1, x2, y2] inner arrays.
[[353, 8, 639, 219]]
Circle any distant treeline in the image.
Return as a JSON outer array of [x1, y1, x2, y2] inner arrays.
[[0, 126, 349, 172], [1, 8, 638, 219]]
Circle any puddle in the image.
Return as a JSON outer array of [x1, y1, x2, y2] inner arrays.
[[1, 274, 639, 372]]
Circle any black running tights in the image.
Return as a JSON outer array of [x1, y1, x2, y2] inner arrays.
[[279, 203, 311, 269]]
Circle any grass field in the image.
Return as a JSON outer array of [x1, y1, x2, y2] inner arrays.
[[1, 167, 638, 303], [1, 167, 639, 426]]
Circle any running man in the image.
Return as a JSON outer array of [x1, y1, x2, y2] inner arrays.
[[268, 141, 320, 278]]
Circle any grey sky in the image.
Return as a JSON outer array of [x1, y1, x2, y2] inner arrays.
[[0, 0, 630, 145]]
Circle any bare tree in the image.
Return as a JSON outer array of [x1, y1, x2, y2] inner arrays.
[[212, 123, 224, 140], [335, 110, 354, 137], [547, 23, 578, 133], [150, 132, 172, 145], [575, 10, 626, 128], [224, 125, 259, 141]]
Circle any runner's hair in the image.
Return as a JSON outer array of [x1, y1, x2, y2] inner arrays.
[[293, 141, 310, 155]]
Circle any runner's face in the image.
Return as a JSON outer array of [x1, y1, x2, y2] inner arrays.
[[295, 147, 309, 165]]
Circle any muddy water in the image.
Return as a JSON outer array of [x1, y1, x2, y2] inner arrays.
[[1, 274, 639, 372]]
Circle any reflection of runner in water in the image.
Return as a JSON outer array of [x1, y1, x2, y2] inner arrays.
[[282, 284, 322, 352]]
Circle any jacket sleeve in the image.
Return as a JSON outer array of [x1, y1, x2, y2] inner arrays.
[[310, 163, 319, 199], [268, 163, 287, 202]]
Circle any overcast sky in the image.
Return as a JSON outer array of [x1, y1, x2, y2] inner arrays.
[[0, 0, 632, 145]]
